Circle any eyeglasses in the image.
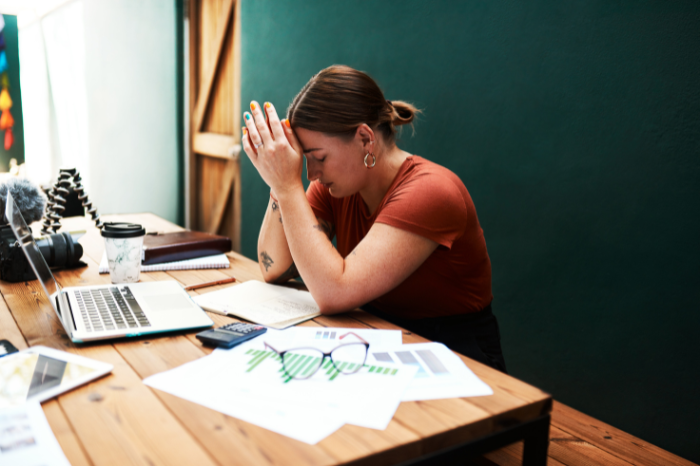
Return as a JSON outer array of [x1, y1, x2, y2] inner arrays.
[[264, 332, 370, 380]]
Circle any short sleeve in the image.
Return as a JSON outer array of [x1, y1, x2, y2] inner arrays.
[[375, 173, 467, 249], [306, 181, 334, 224]]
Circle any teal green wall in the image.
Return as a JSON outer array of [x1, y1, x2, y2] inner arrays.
[[0, 15, 24, 171], [241, 1, 700, 460]]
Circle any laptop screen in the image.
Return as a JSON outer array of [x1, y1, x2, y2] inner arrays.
[[4, 192, 63, 319]]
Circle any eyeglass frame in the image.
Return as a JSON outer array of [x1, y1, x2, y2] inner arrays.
[[264, 331, 370, 380]]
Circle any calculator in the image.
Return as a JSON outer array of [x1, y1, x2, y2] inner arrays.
[[196, 322, 267, 349]]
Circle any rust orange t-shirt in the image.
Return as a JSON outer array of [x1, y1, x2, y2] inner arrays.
[[307, 155, 492, 319]]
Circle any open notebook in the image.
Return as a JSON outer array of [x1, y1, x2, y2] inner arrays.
[[193, 280, 321, 329], [99, 252, 230, 273]]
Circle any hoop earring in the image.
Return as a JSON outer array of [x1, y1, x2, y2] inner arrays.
[[364, 152, 376, 168]]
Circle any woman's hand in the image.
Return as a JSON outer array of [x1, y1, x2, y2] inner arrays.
[[242, 101, 304, 197]]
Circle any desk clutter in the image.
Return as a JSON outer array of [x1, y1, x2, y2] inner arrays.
[[0, 213, 562, 464], [98, 230, 232, 274], [145, 326, 492, 444]]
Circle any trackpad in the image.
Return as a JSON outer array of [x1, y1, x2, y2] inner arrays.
[[142, 294, 196, 312]]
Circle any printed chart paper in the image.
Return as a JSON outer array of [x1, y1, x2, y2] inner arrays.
[[144, 327, 416, 443], [369, 342, 493, 401]]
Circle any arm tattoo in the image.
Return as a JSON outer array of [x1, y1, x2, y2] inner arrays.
[[260, 251, 274, 272], [312, 217, 336, 241], [271, 201, 278, 212], [273, 262, 299, 284], [279, 216, 283, 224]]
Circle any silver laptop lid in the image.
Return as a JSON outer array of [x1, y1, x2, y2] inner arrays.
[[4, 192, 63, 320]]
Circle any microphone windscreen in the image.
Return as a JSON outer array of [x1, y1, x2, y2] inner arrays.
[[0, 178, 47, 224]]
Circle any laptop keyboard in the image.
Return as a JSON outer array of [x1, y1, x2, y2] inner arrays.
[[74, 286, 151, 332]]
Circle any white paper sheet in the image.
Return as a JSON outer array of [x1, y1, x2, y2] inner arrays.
[[144, 352, 344, 444], [0, 402, 71, 466], [368, 342, 493, 401], [145, 327, 416, 443]]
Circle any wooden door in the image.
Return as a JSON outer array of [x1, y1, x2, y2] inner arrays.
[[187, 0, 241, 251]]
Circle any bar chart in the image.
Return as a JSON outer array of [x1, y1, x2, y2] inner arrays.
[[244, 349, 398, 383]]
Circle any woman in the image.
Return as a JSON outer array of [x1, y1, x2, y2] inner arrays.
[[242, 65, 506, 372]]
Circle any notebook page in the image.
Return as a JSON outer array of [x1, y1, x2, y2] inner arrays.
[[193, 281, 320, 328]]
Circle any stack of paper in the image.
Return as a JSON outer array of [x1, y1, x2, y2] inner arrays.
[[144, 327, 493, 444], [99, 252, 230, 273]]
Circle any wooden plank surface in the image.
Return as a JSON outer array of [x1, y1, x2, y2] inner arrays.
[[10, 213, 694, 466], [193, 131, 240, 159], [550, 401, 697, 466]]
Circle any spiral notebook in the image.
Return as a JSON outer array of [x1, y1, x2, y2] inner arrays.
[[99, 252, 230, 274]]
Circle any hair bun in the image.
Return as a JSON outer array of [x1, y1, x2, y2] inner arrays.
[[389, 100, 419, 127]]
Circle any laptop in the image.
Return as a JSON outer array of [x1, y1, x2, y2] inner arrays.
[[5, 193, 214, 343]]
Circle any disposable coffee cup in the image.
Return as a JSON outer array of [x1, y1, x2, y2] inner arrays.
[[101, 222, 146, 284]]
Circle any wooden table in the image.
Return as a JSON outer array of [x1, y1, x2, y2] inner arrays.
[[0, 213, 552, 466]]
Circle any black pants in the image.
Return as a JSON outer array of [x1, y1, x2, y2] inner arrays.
[[362, 303, 507, 373]]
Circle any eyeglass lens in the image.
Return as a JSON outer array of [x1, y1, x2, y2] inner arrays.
[[330, 343, 368, 374], [280, 342, 369, 380], [281, 348, 324, 379]]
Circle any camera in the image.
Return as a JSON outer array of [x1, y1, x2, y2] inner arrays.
[[0, 225, 86, 282], [0, 176, 89, 283]]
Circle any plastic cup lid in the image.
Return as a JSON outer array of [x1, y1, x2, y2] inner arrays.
[[101, 222, 146, 239]]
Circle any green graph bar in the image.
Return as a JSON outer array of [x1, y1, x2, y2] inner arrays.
[[346, 363, 355, 371], [301, 357, 321, 376], [247, 351, 272, 372], [368, 366, 376, 373], [329, 361, 348, 381], [283, 353, 299, 369], [288, 355, 311, 377], [247, 350, 267, 367], [322, 359, 332, 369], [391, 368, 398, 375], [383, 367, 391, 375]]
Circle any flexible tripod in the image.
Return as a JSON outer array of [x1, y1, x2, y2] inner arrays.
[[41, 168, 103, 235]]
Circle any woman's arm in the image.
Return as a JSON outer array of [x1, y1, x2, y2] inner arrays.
[[257, 191, 335, 283], [256, 194, 295, 282], [276, 186, 437, 314]]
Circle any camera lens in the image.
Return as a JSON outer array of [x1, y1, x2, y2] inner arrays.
[[35, 232, 84, 268]]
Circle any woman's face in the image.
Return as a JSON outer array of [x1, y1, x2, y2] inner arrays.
[[295, 127, 368, 198]]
